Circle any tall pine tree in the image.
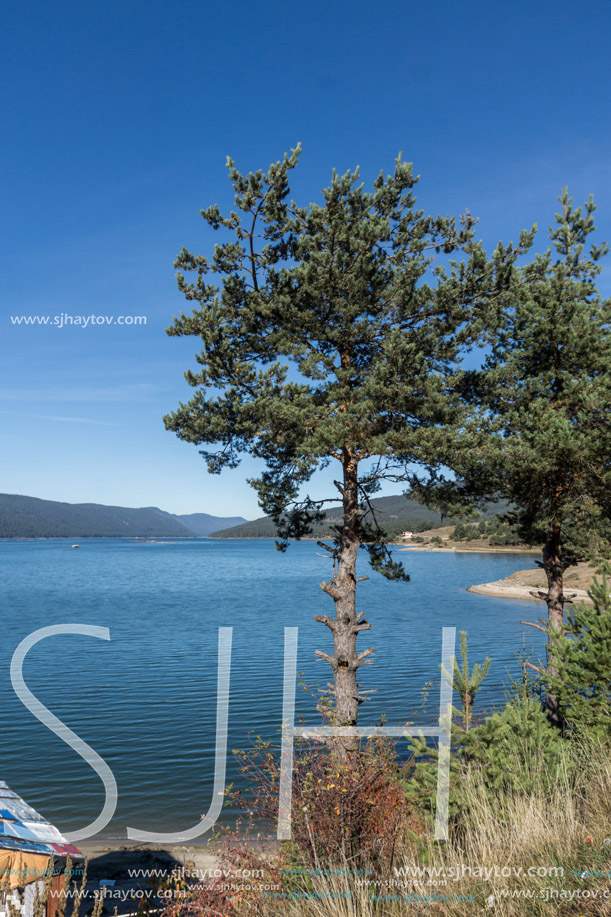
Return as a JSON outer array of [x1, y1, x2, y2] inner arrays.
[[163, 147, 516, 727], [433, 191, 611, 722]]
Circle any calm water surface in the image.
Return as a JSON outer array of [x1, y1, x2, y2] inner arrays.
[[0, 538, 545, 838]]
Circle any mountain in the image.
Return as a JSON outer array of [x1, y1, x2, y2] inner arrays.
[[0, 494, 248, 539], [174, 512, 248, 536], [211, 494, 509, 539]]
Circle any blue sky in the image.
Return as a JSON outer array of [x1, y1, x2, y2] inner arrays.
[[1, 0, 610, 518]]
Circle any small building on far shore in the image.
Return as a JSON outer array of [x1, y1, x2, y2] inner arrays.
[[399, 530, 414, 539]]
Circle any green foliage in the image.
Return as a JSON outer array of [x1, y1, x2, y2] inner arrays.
[[446, 190, 611, 564], [406, 659, 566, 822], [547, 566, 611, 739], [460, 692, 566, 797], [163, 147, 519, 575], [489, 524, 523, 546], [405, 632, 491, 818], [450, 516, 523, 545], [442, 631, 491, 731]]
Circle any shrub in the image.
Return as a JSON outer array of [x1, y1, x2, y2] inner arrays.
[[547, 567, 611, 740], [229, 736, 425, 874]]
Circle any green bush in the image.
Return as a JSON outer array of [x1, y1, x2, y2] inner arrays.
[[404, 637, 568, 824], [547, 567, 611, 740]]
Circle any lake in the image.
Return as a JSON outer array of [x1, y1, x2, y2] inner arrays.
[[0, 538, 545, 839]]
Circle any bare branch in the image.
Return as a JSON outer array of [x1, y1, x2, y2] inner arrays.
[[320, 580, 341, 599], [356, 647, 375, 662], [520, 620, 548, 633], [316, 541, 338, 555], [526, 661, 544, 674]]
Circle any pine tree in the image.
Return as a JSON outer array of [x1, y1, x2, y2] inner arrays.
[[163, 147, 517, 727], [441, 630, 491, 731], [547, 566, 611, 739], [426, 191, 611, 723]]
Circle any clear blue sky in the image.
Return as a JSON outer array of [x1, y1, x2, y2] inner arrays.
[[1, 0, 610, 518]]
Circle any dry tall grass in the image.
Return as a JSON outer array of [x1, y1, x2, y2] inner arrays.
[[275, 740, 611, 916], [180, 739, 611, 916]]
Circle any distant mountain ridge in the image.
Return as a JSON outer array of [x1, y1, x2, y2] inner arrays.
[[174, 512, 248, 536], [0, 494, 248, 538], [211, 494, 509, 539]]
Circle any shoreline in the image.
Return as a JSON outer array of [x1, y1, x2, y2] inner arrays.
[[467, 580, 592, 603], [467, 563, 594, 604], [396, 545, 538, 555]]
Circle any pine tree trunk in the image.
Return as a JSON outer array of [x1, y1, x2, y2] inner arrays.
[[316, 449, 373, 727], [543, 526, 566, 725]]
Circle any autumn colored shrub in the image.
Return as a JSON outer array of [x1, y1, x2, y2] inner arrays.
[[231, 735, 424, 873], [162, 845, 286, 917]]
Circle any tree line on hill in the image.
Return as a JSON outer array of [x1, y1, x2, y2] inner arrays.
[[0, 494, 247, 538], [451, 518, 524, 546]]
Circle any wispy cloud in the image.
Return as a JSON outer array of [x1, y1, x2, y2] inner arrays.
[[0, 383, 161, 402], [0, 410, 112, 425]]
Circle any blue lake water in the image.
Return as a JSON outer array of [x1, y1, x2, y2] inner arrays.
[[0, 538, 545, 840]]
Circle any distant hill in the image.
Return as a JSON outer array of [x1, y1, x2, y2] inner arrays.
[[0, 494, 248, 539], [174, 512, 248, 536], [211, 495, 508, 539]]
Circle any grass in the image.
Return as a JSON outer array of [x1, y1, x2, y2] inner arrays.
[[278, 743, 611, 915], [167, 737, 611, 916]]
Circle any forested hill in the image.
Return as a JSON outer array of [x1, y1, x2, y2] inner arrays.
[[211, 495, 507, 539], [0, 494, 247, 538]]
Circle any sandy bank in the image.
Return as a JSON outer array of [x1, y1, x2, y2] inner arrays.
[[467, 564, 595, 604]]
